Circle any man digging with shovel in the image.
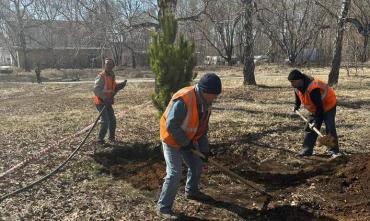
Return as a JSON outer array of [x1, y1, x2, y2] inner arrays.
[[156, 73, 221, 219], [288, 69, 340, 157]]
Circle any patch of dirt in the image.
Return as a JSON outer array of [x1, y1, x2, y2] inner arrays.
[[315, 154, 370, 218], [92, 143, 165, 191]]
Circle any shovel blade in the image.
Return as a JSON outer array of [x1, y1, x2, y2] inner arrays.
[[318, 135, 336, 148]]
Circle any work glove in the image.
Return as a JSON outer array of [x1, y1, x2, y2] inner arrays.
[[115, 80, 127, 92], [183, 141, 209, 162], [192, 141, 209, 162], [103, 98, 113, 106], [304, 118, 316, 132]]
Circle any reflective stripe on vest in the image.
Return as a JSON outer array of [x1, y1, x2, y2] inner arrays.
[[296, 79, 336, 113], [180, 89, 198, 133], [160, 86, 201, 149]]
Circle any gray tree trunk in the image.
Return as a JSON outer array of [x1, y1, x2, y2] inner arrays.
[[15, 2, 29, 71], [130, 47, 136, 68], [158, 0, 177, 17], [242, 0, 256, 85], [362, 34, 369, 62], [328, 0, 351, 87]]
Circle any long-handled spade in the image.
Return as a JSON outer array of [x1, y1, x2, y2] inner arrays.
[[294, 110, 337, 149], [191, 149, 274, 210]]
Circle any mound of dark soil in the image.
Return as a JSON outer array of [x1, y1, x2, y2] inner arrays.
[[317, 153, 370, 217]]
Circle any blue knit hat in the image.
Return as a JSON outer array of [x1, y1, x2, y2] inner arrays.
[[198, 73, 222, 95]]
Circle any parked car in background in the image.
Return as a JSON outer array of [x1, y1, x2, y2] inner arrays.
[[254, 55, 269, 64], [0, 66, 13, 74]]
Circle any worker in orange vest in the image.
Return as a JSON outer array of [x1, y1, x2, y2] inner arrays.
[[93, 58, 126, 145], [288, 69, 339, 157], [156, 73, 222, 219], [34, 63, 42, 84]]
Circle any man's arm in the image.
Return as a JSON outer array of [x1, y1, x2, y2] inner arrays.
[[294, 92, 301, 110], [196, 133, 209, 153], [115, 80, 127, 93], [165, 99, 191, 147], [93, 75, 106, 100]]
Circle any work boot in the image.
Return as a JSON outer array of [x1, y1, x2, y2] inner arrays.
[[96, 140, 105, 145], [185, 191, 212, 202], [296, 148, 313, 157], [327, 148, 340, 157], [107, 138, 118, 146], [156, 210, 182, 220]]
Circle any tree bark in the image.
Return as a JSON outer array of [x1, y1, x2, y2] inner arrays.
[[362, 34, 369, 62], [328, 0, 351, 87], [344, 18, 369, 63], [242, 0, 256, 85], [15, 2, 30, 71], [130, 47, 136, 68], [158, 0, 177, 17], [19, 29, 29, 71]]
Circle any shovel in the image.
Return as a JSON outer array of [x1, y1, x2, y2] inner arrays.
[[191, 149, 273, 210], [294, 110, 336, 148]]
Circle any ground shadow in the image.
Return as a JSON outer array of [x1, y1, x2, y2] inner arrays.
[[182, 194, 336, 221], [236, 155, 347, 188], [92, 142, 162, 167], [91, 142, 166, 190], [337, 99, 370, 109], [206, 124, 348, 188]]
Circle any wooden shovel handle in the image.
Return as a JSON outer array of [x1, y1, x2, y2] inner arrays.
[[294, 110, 324, 137], [191, 149, 271, 197]]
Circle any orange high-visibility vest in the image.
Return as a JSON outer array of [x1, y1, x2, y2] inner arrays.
[[160, 86, 210, 149], [93, 71, 116, 105], [295, 79, 336, 113]]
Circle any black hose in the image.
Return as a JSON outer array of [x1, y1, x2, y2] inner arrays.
[[0, 106, 106, 203]]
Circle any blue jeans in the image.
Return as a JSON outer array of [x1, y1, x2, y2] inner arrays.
[[303, 106, 339, 151], [156, 142, 208, 213], [96, 104, 116, 142]]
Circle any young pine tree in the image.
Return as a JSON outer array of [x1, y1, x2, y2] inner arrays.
[[149, 14, 196, 115]]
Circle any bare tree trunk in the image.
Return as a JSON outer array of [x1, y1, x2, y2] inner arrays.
[[362, 34, 369, 62], [328, 0, 351, 87], [158, 0, 177, 17], [267, 40, 278, 63], [242, 0, 256, 85], [128, 47, 136, 68], [15, 2, 30, 71], [19, 29, 29, 71], [226, 48, 233, 66], [344, 18, 370, 63]]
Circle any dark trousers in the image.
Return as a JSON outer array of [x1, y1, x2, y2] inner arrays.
[[303, 106, 339, 151], [96, 104, 116, 142], [36, 73, 41, 83]]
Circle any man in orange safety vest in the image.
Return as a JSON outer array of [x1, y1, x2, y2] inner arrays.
[[93, 58, 126, 145], [156, 73, 222, 219], [288, 69, 339, 157]]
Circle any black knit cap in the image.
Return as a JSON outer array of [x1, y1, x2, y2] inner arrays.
[[288, 69, 305, 80], [198, 73, 222, 95]]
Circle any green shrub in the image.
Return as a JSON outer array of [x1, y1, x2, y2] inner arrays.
[[149, 14, 196, 115]]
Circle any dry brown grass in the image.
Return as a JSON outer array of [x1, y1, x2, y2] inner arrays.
[[0, 64, 369, 220]]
